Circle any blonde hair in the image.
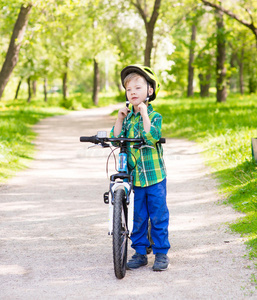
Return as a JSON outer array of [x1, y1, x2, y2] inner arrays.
[[124, 72, 147, 88]]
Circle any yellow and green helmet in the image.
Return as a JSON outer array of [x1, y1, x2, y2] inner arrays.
[[121, 64, 161, 101]]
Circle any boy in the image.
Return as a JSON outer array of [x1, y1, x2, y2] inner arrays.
[[110, 65, 170, 271]]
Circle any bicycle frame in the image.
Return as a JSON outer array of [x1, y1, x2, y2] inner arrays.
[[108, 150, 134, 236]]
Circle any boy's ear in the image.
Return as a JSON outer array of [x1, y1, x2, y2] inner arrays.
[[149, 87, 154, 96]]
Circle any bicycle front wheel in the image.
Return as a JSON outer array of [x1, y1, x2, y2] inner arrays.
[[113, 188, 128, 279]]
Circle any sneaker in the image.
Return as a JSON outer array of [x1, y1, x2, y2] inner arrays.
[[126, 252, 148, 269], [152, 253, 169, 271]]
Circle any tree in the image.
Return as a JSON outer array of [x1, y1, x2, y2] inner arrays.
[[93, 58, 100, 105], [35, 1, 93, 101], [131, 0, 162, 67], [194, 16, 216, 98], [242, 42, 257, 93], [14, 78, 22, 99], [187, 24, 196, 97], [226, 21, 256, 95], [228, 32, 248, 95], [0, 3, 32, 99], [215, 8, 227, 102], [27, 76, 31, 102], [201, 0, 257, 46], [195, 38, 215, 98]]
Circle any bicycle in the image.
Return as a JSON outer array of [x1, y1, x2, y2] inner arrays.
[[80, 131, 165, 279]]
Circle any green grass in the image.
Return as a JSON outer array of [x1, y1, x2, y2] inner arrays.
[[154, 93, 257, 258], [0, 98, 67, 182]]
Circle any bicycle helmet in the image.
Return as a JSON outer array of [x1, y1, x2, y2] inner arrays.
[[121, 64, 160, 101]]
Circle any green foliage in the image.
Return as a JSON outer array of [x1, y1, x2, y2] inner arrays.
[[1, 0, 257, 98], [154, 93, 257, 257], [165, 42, 188, 95]]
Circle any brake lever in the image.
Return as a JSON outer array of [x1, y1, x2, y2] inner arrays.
[[139, 145, 155, 150], [101, 142, 110, 148], [131, 145, 140, 150], [88, 144, 99, 149], [131, 144, 154, 150], [88, 143, 110, 149], [131, 142, 144, 150]]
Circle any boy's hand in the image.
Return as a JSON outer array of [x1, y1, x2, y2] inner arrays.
[[138, 102, 148, 117], [138, 102, 150, 132], [118, 107, 130, 120]]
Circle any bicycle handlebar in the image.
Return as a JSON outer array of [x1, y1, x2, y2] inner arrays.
[[80, 136, 98, 143], [80, 135, 166, 145]]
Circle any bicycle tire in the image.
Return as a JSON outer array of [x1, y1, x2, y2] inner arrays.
[[147, 219, 154, 254], [113, 188, 128, 279]]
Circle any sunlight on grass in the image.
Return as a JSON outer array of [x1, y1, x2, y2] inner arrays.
[[0, 100, 66, 182]]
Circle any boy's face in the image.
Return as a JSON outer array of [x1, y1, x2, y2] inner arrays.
[[125, 76, 153, 107]]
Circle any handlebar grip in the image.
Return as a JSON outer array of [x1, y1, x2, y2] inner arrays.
[[159, 138, 166, 144], [80, 136, 97, 143]]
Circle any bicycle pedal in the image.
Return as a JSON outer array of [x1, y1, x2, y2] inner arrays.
[[103, 192, 109, 204]]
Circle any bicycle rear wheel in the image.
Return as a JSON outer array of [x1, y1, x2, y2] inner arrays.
[[113, 188, 128, 279]]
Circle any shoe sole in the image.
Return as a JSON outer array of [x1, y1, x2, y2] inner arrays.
[[152, 263, 170, 272], [126, 262, 148, 270]]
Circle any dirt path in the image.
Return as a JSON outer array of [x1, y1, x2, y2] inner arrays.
[[0, 106, 256, 299]]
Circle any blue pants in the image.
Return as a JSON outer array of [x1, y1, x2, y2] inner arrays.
[[131, 178, 170, 255]]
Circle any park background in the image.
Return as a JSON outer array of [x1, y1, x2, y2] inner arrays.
[[0, 0, 257, 269]]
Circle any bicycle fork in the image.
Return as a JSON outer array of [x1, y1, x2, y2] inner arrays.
[[103, 151, 134, 236], [107, 182, 134, 236]]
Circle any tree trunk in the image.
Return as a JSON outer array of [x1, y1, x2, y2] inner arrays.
[[27, 77, 31, 103], [249, 77, 257, 94], [132, 0, 161, 67], [229, 51, 237, 92], [198, 73, 211, 97], [187, 24, 196, 97], [62, 59, 68, 100], [62, 72, 68, 100], [32, 80, 37, 96], [238, 48, 244, 95], [216, 8, 227, 102], [0, 4, 32, 99], [14, 79, 22, 100], [238, 61, 244, 95], [115, 64, 123, 92], [145, 26, 154, 67], [44, 78, 47, 102], [93, 58, 100, 106]]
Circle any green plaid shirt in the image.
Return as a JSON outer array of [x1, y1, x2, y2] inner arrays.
[[110, 104, 167, 187]]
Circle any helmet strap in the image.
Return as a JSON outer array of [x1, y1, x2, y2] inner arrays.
[[145, 82, 150, 102], [125, 93, 129, 108]]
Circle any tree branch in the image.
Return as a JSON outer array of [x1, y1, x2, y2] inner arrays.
[[245, 7, 254, 25], [131, 0, 147, 26], [149, 0, 161, 28], [201, 0, 254, 29], [0, 4, 33, 99], [169, 5, 199, 31], [131, 0, 161, 29], [201, 0, 257, 44]]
